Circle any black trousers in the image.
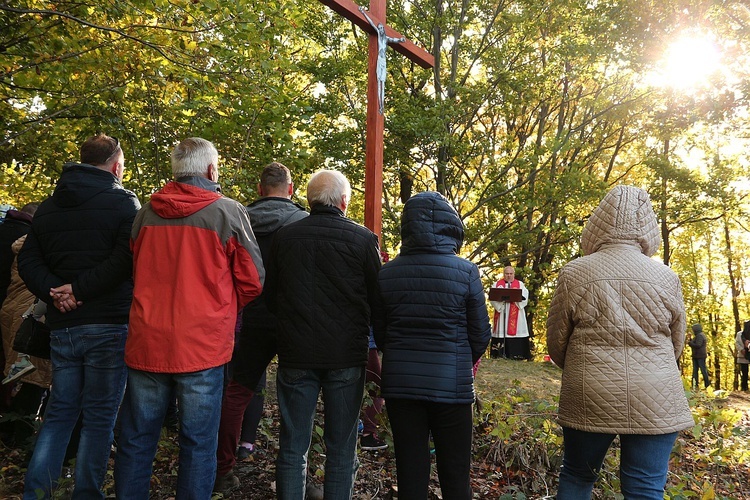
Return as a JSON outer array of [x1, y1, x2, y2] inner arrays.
[[490, 336, 531, 360], [231, 326, 276, 390], [386, 398, 473, 500]]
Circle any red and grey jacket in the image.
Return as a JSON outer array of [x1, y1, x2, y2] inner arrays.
[[126, 178, 264, 373]]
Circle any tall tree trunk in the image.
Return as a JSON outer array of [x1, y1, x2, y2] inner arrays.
[[724, 213, 740, 334], [433, 0, 447, 195], [661, 138, 670, 265], [707, 234, 720, 389], [723, 213, 740, 389]]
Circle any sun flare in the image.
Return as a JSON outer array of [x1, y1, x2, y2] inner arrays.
[[648, 31, 722, 92]]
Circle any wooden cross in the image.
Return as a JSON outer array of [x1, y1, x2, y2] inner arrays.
[[319, 0, 434, 239]]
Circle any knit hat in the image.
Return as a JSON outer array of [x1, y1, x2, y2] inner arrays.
[[692, 324, 703, 333]]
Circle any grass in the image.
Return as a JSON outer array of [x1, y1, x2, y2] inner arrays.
[[475, 357, 562, 402]]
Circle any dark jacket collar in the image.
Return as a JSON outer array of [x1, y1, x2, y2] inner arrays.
[[175, 175, 222, 193], [310, 204, 345, 217]]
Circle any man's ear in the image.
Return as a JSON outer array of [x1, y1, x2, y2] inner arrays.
[[340, 193, 349, 213], [110, 161, 124, 181], [207, 163, 218, 182], [288, 182, 294, 197], [257, 183, 264, 197]]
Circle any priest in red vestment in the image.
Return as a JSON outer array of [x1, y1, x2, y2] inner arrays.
[[489, 266, 531, 359]]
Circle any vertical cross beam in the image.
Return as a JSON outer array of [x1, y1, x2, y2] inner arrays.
[[318, 0, 434, 240], [364, 0, 386, 238]]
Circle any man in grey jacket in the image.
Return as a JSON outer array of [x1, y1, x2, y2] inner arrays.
[[214, 162, 307, 493], [688, 323, 710, 389]]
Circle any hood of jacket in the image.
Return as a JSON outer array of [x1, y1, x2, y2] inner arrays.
[[4, 209, 33, 225], [246, 197, 307, 236], [581, 185, 660, 257], [150, 178, 222, 219], [400, 191, 464, 255], [52, 163, 122, 208]]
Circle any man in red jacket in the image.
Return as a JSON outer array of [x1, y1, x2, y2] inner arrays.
[[114, 137, 264, 499]]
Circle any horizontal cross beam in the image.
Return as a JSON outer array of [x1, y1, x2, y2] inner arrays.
[[319, 0, 434, 69]]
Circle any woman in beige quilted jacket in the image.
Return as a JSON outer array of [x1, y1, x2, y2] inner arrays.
[[547, 185, 693, 499]]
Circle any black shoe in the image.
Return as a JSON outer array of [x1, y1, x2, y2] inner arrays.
[[360, 434, 387, 451]]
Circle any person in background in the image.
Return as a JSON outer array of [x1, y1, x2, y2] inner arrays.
[[214, 161, 307, 493], [0, 202, 22, 382], [18, 134, 140, 498], [1, 203, 39, 387], [359, 250, 390, 453], [688, 323, 710, 389], [114, 137, 264, 499], [489, 266, 531, 359], [0, 204, 37, 307], [736, 323, 749, 391], [360, 327, 387, 451], [547, 185, 693, 500], [0, 204, 15, 222], [0, 233, 52, 448], [373, 191, 491, 499], [266, 169, 381, 499]]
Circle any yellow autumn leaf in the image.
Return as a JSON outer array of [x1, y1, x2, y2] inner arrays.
[[701, 481, 715, 500]]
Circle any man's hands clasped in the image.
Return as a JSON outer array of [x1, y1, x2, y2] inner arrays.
[[50, 284, 83, 313]]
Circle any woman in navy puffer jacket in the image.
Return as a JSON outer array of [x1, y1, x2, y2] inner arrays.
[[373, 191, 491, 500]]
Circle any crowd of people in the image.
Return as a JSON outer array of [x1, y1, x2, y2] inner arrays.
[[0, 134, 487, 499], [0, 134, 745, 500]]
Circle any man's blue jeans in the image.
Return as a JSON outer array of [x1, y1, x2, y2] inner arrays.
[[23, 324, 128, 500], [275, 366, 365, 500], [114, 366, 224, 500], [557, 427, 678, 500]]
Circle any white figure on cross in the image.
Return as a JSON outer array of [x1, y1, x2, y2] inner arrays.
[[359, 6, 405, 114]]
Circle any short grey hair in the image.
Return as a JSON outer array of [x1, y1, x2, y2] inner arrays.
[[307, 169, 351, 208], [171, 137, 219, 178]]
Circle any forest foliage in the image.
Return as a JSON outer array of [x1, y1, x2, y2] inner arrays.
[[3, 0, 750, 388]]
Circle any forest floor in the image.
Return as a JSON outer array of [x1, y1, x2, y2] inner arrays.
[[1, 358, 749, 499]]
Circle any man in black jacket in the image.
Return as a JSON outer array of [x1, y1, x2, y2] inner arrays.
[[265, 169, 381, 499], [18, 134, 141, 498]]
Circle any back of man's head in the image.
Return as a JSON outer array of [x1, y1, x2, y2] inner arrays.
[[80, 134, 120, 167], [20, 203, 39, 216], [307, 169, 350, 209], [171, 137, 219, 178], [260, 162, 292, 197]]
